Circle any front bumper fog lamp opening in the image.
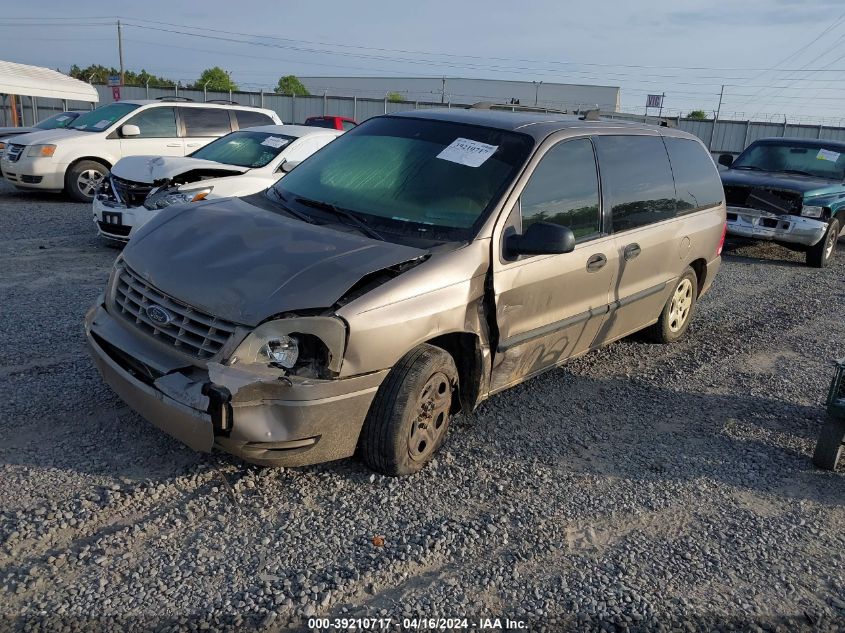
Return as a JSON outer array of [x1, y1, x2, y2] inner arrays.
[[259, 335, 299, 369]]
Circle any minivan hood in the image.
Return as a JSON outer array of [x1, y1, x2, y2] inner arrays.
[[720, 168, 843, 197], [122, 195, 426, 325], [111, 155, 249, 184], [0, 126, 38, 138], [5, 128, 86, 146]]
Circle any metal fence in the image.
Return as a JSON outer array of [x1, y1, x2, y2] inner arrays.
[[5, 83, 845, 158]]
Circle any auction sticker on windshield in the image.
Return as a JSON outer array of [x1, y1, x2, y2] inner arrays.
[[817, 149, 840, 162], [437, 138, 498, 167], [94, 120, 111, 129], [261, 136, 289, 148]]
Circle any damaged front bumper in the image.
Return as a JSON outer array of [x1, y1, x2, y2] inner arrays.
[[92, 196, 154, 242], [85, 301, 387, 467], [726, 206, 827, 247]]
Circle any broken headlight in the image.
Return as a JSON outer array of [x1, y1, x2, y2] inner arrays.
[[144, 186, 212, 210], [229, 316, 346, 377], [801, 205, 824, 219], [259, 335, 299, 369]]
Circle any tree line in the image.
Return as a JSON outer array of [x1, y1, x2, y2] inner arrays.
[[68, 64, 312, 96]]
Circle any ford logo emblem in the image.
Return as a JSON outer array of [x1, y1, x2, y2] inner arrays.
[[146, 304, 174, 326]]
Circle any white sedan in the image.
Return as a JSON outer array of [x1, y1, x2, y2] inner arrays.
[[92, 125, 342, 241]]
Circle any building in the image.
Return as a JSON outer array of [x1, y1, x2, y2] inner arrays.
[[298, 77, 621, 112]]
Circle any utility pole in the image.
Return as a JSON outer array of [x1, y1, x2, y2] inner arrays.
[[441, 77, 446, 104], [715, 84, 724, 121], [117, 20, 125, 86], [534, 81, 543, 106]]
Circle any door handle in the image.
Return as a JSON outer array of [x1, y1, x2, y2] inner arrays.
[[186, 143, 201, 147], [623, 243, 641, 260], [586, 253, 607, 272], [166, 143, 181, 147]]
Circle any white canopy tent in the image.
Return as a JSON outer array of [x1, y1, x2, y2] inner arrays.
[[0, 60, 98, 102], [0, 60, 98, 126]]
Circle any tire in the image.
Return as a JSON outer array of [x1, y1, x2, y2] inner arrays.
[[806, 218, 840, 268], [644, 267, 698, 344], [359, 344, 458, 476], [65, 160, 108, 203], [812, 417, 845, 470]]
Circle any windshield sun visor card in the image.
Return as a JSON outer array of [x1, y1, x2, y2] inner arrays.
[[436, 138, 499, 168], [817, 149, 840, 162]]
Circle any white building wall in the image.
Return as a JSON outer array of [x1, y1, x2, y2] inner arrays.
[[298, 77, 621, 112]]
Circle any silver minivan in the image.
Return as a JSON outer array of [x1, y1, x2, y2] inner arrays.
[[86, 109, 726, 475]]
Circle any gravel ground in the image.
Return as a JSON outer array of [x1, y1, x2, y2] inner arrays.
[[0, 179, 844, 633]]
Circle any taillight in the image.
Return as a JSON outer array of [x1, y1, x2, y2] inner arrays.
[[716, 222, 727, 256]]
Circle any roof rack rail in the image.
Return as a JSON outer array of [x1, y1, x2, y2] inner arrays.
[[205, 99, 241, 105], [468, 101, 572, 116], [155, 96, 194, 102]]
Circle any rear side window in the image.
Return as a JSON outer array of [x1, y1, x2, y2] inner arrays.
[[124, 107, 177, 138], [594, 135, 676, 232], [663, 137, 724, 214], [235, 110, 275, 129], [341, 120, 357, 131], [180, 107, 232, 137], [520, 138, 600, 239]]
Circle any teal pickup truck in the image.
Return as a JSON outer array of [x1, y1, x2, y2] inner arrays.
[[719, 138, 845, 267]]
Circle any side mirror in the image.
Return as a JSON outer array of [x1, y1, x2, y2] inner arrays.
[[506, 221, 576, 258], [280, 160, 300, 174], [120, 124, 141, 138], [718, 154, 734, 167]]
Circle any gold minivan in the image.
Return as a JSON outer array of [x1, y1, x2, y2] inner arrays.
[[85, 108, 726, 475]]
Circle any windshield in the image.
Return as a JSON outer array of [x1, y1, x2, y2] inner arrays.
[[69, 103, 140, 132], [733, 141, 845, 180], [35, 112, 80, 130], [189, 130, 295, 168], [306, 117, 337, 129], [273, 116, 533, 240]]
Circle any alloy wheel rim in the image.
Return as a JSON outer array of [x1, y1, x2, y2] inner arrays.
[[77, 169, 104, 197], [668, 278, 693, 333], [408, 371, 452, 462], [825, 224, 838, 260]]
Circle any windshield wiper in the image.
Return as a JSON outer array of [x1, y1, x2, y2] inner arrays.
[[733, 165, 764, 171], [294, 196, 386, 241], [781, 169, 814, 177], [265, 188, 316, 224]]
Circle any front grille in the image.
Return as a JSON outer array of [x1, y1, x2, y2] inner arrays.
[[6, 144, 24, 162], [112, 265, 239, 359], [723, 185, 802, 215], [111, 175, 154, 207]]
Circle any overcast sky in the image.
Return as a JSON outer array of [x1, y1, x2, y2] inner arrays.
[[1, 0, 844, 123]]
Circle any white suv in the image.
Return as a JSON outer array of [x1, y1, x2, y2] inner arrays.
[[0, 99, 281, 201]]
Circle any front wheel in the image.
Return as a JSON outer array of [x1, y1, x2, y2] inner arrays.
[[359, 344, 458, 476], [806, 218, 840, 268], [813, 417, 845, 470], [645, 267, 698, 344], [65, 160, 108, 203]]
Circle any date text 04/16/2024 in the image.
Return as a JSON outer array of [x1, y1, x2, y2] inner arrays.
[[307, 618, 529, 630]]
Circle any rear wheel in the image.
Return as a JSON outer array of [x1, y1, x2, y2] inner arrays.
[[359, 344, 458, 476], [645, 267, 698, 343], [806, 218, 839, 268], [813, 417, 845, 470], [65, 160, 108, 203]]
